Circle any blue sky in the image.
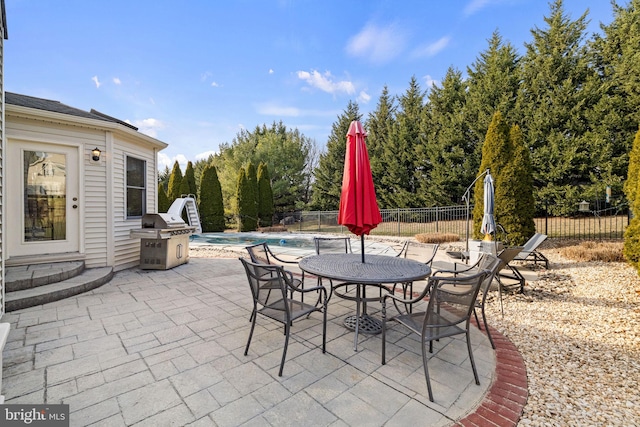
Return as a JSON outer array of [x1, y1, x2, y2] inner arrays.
[[6, 0, 615, 170]]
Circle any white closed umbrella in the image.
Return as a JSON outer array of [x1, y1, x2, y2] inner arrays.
[[480, 172, 496, 237]]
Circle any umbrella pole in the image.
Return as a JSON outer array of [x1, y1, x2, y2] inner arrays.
[[361, 235, 365, 263]]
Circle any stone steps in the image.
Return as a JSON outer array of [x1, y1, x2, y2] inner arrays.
[[4, 262, 113, 312]]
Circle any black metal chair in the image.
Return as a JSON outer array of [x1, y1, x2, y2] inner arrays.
[[392, 242, 439, 313], [432, 253, 501, 348], [382, 268, 490, 402], [239, 258, 328, 376], [313, 236, 353, 300]]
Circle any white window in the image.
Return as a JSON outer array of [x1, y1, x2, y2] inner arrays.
[[126, 156, 146, 218]]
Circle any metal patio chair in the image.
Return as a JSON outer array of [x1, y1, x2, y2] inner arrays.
[[313, 236, 354, 299], [392, 242, 439, 312], [239, 258, 327, 376], [382, 268, 491, 402]]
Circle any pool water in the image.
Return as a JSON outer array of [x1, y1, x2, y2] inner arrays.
[[190, 232, 317, 250], [189, 232, 397, 256]]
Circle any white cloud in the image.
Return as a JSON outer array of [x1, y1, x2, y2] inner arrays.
[[157, 153, 189, 171], [127, 118, 165, 138], [357, 91, 371, 104], [269, 69, 274, 74], [92, 76, 101, 88], [211, 81, 220, 87], [423, 74, 438, 88], [195, 150, 217, 161], [113, 77, 121, 85], [412, 36, 451, 58], [346, 23, 407, 64], [256, 102, 340, 117], [296, 70, 355, 95], [463, 0, 492, 16], [201, 71, 212, 81], [157, 152, 172, 170]]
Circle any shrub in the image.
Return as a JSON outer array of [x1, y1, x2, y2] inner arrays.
[[415, 232, 460, 244], [561, 241, 624, 262]]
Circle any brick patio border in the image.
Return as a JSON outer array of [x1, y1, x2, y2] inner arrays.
[[456, 322, 528, 426]]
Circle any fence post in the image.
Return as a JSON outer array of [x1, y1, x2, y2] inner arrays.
[[397, 208, 400, 236], [435, 206, 439, 233], [545, 202, 548, 236], [318, 212, 321, 232]]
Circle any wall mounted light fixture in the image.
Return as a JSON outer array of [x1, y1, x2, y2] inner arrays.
[[91, 147, 101, 161]]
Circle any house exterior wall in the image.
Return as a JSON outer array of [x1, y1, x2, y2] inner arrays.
[[0, 25, 5, 316], [111, 134, 159, 271], [5, 111, 164, 271]]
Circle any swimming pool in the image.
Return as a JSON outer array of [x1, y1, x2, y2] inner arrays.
[[189, 232, 397, 256], [190, 232, 316, 249]]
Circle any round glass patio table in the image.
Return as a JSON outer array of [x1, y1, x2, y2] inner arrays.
[[299, 253, 431, 351]]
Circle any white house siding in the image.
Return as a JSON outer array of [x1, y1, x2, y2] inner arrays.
[[83, 139, 108, 268], [112, 134, 158, 271], [6, 116, 108, 264], [0, 30, 5, 316]]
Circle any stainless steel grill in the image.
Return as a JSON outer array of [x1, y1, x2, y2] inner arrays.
[[130, 213, 196, 270]]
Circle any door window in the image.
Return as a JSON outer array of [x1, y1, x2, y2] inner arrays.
[[23, 150, 67, 241]]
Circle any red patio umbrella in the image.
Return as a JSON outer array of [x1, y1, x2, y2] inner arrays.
[[338, 120, 382, 262]]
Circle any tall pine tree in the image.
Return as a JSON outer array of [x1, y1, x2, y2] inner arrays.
[[422, 68, 475, 206], [310, 101, 361, 210], [365, 86, 397, 206], [257, 163, 274, 227], [517, 0, 596, 214], [167, 161, 183, 204], [382, 76, 425, 208], [199, 164, 225, 232]]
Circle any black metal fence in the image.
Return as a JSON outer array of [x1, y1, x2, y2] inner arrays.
[[277, 203, 629, 240]]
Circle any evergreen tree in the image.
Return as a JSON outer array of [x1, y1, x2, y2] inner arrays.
[[214, 121, 312, 215], [158, 183, 170, 213], [466, 31, 521, 152], [589, 0, 640, 204], [624, 174, 640, 273], [496, 125, 536, 245], [257, 163, 274, 227], [310, 101, 361, 210], [517, 0, 596, 214], [422, 67, 475, 206], [183, 161, 197, 197], [365, 86, 397, 206], [473, 112, 511, 238], [158, 165, 170, 192], [624, 127, 640, 273], [199, 164, 225, 232], [178, 175, 191, 198], [245, 161, 259, 224], [236, 167, 258, 231], [167, 161, 183, 203], [382, 76, 425, 208], [624, 128, 640, 207]]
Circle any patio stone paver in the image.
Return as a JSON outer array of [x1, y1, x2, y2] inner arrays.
[[0, 256, 527, 426]]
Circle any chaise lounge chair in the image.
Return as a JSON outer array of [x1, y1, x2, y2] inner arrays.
[[512, 233, 549, 268]]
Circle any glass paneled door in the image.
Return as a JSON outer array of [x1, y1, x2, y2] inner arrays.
[[7, 142, 80, 258]]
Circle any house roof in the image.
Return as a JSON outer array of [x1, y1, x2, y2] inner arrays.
[[6, 92, 139, 130]]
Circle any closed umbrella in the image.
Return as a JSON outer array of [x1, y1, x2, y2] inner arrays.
[[338, 121, 382, 262], [480, 172, 496, 238]]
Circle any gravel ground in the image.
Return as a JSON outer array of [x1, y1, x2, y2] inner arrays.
[[484, 246, 640, 426], [190, 243, 640, 426]]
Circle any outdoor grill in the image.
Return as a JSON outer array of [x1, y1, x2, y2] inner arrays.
[[130, 213, 196, 270]]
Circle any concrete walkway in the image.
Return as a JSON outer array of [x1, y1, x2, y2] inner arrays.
[[0, 253, 516, 426]]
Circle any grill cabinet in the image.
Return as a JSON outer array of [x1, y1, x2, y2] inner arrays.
[[130, 213, 196, 270]]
